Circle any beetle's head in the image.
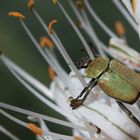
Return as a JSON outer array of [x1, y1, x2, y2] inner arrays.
[[77, 56, 91, 68]]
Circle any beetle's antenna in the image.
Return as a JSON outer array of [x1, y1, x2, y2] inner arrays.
[[87, 42, 100, 58], [76, 48, 91, 68]]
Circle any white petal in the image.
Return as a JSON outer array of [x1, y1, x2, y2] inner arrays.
[[77, 101, 140, 140]]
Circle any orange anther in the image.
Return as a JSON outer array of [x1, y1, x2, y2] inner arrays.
[[40, 37, 54, 48], [48, 19, 58, 34], [28, 0, 35, 10], [48, 66, 56, 80], [27, 123, 43, 136], [115, 21, 125, 36], [74, 136, 84, 140], [52, 0, 58, 5], [8, 12, 25, 19]]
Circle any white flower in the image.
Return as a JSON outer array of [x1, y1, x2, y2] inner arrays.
[[1, 1, 140, 140]]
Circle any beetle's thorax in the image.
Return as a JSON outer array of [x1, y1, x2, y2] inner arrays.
[[85, 57, 109, 78]]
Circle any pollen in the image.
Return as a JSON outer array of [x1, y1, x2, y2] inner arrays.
[[131, 0, 136, 13], [48, 19, 58, 34], [40, 37, 54, 48], [8, 12, 25, 19], [75, 0, 85, 10], [48, 66, 56, 80], [114, 21, 125, 36], [52, 0, 58, 5], [28, 0, 35, 10], [27, 123, 43, 136]]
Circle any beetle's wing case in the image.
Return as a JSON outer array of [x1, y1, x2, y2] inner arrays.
[[110, 60, 140, 91], [85, 57, 109, 78], [98, 72, 139, 104]]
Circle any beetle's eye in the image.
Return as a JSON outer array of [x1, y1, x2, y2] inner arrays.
[[77, 57, 91, 68]]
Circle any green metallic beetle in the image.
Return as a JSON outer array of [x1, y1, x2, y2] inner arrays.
[[70, 57, 140, 127]]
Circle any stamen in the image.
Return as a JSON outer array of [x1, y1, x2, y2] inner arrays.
[[28, 116, 49, 131], [28, 0, 35, 10], [0, 55, 76, 119], [48, 19, 58, 34], [1, 65, 73, 119], [40, 37, 54, 48], [18, 19, 69, 87], [8, 11, 25, 19], [1, 108, 75, 140], [83, 0, 117, 38], [48, 66, 56, 80], [0, 109, 27, 127], [25, 9, 70, 86], [0, 125, 20, 140], [49, 29, 88, 87], [112, 0, 138, 34], [0, 102, 92, 132], [27, 8, 85, 91], [0, 54, 54, 100], [31, 8, 89, 91], [115, 21, 126, 36], [0, 108, 78, 140], [10, 10, 71, 88], [55, 0, 94, 59], [69, 0, 107, 57], [27, 123, 43, 136]]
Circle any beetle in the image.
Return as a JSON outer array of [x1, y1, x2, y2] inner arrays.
[[70, 57, 140, 127]]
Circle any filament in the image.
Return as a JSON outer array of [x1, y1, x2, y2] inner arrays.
[[83, 0, 117, 38], [56, 1, 94, 59], [0, 125, 20, 140]]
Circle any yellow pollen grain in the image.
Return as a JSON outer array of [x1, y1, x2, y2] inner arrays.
[[115, 21, 125, 36], [48, 19, 58, 34], [48, 66, 56, 80], [27, 123, 43, 136], [28, 0, 35, 10], [52, 0, 58, 5], [40, 37, 54, 48], [131, 0, 136, 13], [75, 0, 85, 10], [8, 12, 25, 19]]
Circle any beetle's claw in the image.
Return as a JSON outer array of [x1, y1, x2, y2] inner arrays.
[[70, 99, 83, 110]]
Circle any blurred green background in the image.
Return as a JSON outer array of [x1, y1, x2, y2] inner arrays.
[[0, 0, 140, 139]]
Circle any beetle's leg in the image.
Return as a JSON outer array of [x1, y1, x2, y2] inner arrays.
[[70, 78, 97, 109], [116, 101, 140, 128], [76, 78, 96, 99]]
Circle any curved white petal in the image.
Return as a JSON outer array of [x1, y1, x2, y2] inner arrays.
[[76, 101, 140, 140]]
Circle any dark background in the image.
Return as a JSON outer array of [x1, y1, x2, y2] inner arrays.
[[0, 0, 140, 139]]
